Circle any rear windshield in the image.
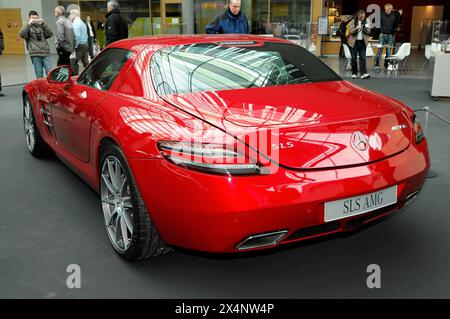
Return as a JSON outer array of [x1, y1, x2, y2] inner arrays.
[[151, 41, 341, 96]]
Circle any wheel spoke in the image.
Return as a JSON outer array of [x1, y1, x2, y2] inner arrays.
[[123, 211, 133, 234], [28, 130, 35, 148], [119, 175, 127, 195], [115, 215, 122, 243], [102, 173, 117, 195], [107, 159, 117, 189], [24, 104, 31, 121], [120, 215, 129, 247], [109, 159, 122, 191], [115, 159, 124, 192]]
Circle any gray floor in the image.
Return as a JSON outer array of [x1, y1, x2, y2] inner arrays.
[[324, 48, 433, 80], [0, 55, 59, 87], [0, 79, 449, 299]]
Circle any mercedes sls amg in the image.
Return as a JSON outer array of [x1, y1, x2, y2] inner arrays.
[[22, 35, 429, 260]]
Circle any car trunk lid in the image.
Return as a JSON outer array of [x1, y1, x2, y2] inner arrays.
[[162, 81, 411, 169]]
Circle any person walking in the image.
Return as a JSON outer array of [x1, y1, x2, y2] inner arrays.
[[348, 10, 371, 79], [54, 5, 76, 66], [85, 16, 96, 59], [105, 1, 128, 46], [375, 3, 403, 69], [205, 0, 249, 34], [0, 28, 4, 96], [70, 9, 89, 75], [19, 10, 54, 78]]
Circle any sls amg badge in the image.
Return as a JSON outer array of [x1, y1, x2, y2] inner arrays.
[[351, 131, 369, 151]]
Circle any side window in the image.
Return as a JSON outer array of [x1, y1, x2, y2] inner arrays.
[[78, 48, 132, 91]]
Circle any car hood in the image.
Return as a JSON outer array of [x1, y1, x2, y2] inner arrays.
[[162, 81, 412, 169]]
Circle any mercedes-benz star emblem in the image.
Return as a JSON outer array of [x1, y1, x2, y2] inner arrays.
[[351, 131, 369, 151]]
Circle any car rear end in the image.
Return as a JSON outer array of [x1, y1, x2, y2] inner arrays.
[[128, 36, 430, 253]]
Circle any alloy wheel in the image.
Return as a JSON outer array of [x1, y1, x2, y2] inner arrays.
[[101, 155, 134, 252], [23, 100, 35, 152]]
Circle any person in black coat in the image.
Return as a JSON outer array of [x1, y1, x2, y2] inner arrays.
[[105, 0, 128, 46], [85, 15, 97, 58], [0, 28, 4, 96]]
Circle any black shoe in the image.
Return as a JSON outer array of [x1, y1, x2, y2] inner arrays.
[[0, 91, 4, 97]]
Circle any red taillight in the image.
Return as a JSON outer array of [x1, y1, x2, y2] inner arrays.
[[157, 141, 262, 175], [412, 114, 425, 144]]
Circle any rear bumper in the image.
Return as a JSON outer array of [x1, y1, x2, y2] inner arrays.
[[129, 140, 429, 253]]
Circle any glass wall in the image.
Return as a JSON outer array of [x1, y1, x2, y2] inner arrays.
[[58, 0, 312, 45], [193, 0, 311, 36]]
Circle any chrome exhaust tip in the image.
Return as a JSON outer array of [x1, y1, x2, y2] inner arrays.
[[405, 189, 421, 206], [236, 230, 288, 251]]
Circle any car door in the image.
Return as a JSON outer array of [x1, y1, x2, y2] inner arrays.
[[41, 66, 73, 147], [54, 48, 132, 162]]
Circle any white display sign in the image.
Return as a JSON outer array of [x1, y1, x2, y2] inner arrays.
[[318, 16, 328, 35]]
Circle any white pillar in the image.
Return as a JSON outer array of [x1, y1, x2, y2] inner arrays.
[[182, 0, 194, 34]]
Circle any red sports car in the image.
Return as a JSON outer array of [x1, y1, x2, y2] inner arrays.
[[22, 35, 429, 260]]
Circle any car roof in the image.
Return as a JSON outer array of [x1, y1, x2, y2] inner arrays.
[[108, 34, 292, 51]]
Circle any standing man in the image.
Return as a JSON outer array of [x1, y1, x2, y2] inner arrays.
[[0, 28, 4, 96], [205, 0, 249, 34], [105, 1, 128, 46], [19, 11, 54, 78], [349, 10, 371, 79], [85, 16, 97, 59], [70, 9, 89, 75], [375, 3, 403, 69], [55, 5, 76, 66]]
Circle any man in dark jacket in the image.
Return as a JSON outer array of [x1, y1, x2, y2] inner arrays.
[[205, 0, 249, 34], [0, 28, 4, 96], [19, 10, 54, 78], [375, 3, 403, 69], [105, 0, 128, 46]]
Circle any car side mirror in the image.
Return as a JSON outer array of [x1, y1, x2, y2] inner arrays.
[[47, 65, 73, 84]]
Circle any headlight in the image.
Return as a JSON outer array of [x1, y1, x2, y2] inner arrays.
[[412, 114, 424, 144], [157, 141, 263, 175]]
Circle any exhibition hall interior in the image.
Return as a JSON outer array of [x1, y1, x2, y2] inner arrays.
[[0, 0, 449, 302]]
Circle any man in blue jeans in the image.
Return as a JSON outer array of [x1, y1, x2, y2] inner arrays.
[[70, 9, 89, 76], [375, 3, 402, 69], [19, 11, 53, 78]]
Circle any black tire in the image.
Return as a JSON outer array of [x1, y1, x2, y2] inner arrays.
[[23, 95, 51, 157], [99, 142, 173, 261]]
